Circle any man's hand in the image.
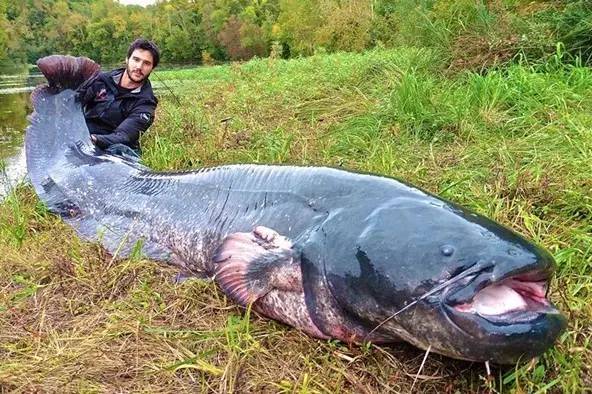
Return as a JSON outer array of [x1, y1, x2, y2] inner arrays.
[[90, 134, 109, 150]]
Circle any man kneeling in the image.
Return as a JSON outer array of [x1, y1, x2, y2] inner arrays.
[[78, 38, 160, 158]]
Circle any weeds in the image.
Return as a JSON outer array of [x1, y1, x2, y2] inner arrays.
[[0, 189, 27, 247]]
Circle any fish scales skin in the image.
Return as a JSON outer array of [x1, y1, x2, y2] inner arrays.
[[56, 156, 395, 269]]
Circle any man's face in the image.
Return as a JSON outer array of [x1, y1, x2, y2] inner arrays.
[[125, 48, 155, 83]]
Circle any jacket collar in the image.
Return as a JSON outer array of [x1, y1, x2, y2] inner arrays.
[[111, 71, 142, 93]]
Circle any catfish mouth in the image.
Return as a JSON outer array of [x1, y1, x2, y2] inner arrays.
[[446, 269, 560, 323], [439, 267, 567, 363]]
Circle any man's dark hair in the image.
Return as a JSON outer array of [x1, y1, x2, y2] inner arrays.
[[127, 38, 160, 68]]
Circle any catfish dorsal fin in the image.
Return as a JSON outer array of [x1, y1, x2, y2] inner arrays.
[[37, 55, 100, 92]]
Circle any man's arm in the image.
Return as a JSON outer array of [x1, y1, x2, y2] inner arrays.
[[76, 74, 102, 106], [91, 102, 156, 149]]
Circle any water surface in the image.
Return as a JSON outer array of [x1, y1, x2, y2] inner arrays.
[[0, 71, 44, 197]]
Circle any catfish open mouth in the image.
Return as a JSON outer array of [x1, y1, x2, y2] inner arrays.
[[439, 267, 566, 363], [452, 273, 558, 321]]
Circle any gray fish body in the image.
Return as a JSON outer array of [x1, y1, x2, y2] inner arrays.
[[26, 57, 566, 364]]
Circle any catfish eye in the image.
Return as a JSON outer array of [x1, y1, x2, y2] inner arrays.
[[440, 245, 455, 257]]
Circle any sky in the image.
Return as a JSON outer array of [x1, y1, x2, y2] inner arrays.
[[117, 0, 156, 6]]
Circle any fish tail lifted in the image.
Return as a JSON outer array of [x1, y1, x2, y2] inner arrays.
[[27, 56, 101, 206], [36, 55, 100, 93]]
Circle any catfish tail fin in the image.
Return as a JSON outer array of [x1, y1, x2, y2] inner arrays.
[[36, 55, 100, 92], [27, 56, 100, 202]]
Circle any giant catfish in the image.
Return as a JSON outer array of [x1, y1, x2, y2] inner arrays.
[[25, 55, 566, 364]]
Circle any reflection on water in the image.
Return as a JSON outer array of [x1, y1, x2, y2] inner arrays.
[[0, 148, 26, 197], [0, 91, 31, 158], [0, 71, 42, 198]]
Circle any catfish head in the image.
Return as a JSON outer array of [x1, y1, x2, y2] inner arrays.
[[309, 194, 567, 364]]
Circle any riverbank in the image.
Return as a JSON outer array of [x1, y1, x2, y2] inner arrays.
[[1, 48, 590, 392]]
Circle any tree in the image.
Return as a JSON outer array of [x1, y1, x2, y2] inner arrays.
[[2, 1, 28, 64], [0, 0, 9, 62], [218, 15, 250, 60], [239, 19, 267, 58], [316, 0, 373, 52], [277, 0, 323, 56], [149, 0, 205, 64]]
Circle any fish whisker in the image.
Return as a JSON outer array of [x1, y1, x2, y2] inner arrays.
[[365, 262, 493, 340]]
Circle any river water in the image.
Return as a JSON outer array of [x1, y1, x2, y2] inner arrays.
[[0, 71, 46, 198]]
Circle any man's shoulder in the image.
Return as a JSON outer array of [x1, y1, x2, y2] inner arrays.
[[139, 79, 158, 104], [91, 69, 120, 89], [105, 68, 125, 78]]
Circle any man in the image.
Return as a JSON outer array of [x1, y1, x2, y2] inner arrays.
[[78, 38, 160, 157]]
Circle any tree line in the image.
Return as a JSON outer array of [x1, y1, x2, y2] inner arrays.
[[0, 0, 590, 68]]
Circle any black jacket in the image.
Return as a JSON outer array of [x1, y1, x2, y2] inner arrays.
[[79, 68, 157, 151]]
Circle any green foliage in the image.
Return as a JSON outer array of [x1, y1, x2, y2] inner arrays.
[[1, 0, 592, 68], [277, 0, 323, 56], [0, 188, 27, 247], [547, 1, 592, 63], [218, 15, 267, 60], [151, 1, 205, 64], [0, 0, 9, 62], [316, 0, 373, 53]]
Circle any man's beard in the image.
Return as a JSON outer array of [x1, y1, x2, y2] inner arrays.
[[126, 65, 148, 83]]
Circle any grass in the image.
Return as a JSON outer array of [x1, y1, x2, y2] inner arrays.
[[0, 47, 591, 392]]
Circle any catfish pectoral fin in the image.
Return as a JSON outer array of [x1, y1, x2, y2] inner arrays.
[[212, 226, 328, 339], [212, 226, 301, 305]]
